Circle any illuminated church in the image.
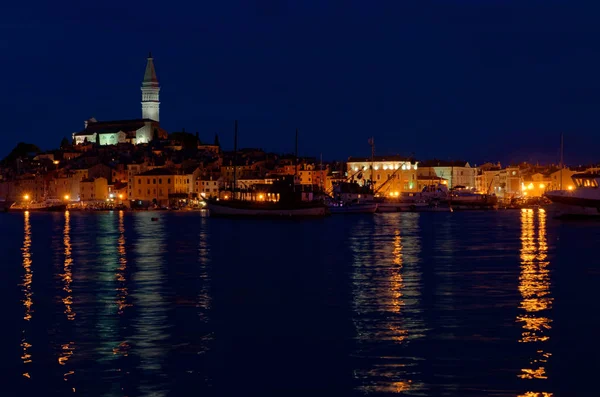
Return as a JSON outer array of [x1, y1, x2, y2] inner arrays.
[[73, 53, 168, 145]]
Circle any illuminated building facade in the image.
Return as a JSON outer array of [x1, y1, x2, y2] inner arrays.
[[72, 53, 167, 146], [417, 161, 476, 189], [130, 168, 189, 205], [80, 177, 108, 202], [346, 156, 418, 195]]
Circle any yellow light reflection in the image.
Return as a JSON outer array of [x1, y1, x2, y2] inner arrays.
[[62, 211, 75, 321], [21, 211, 33, 377], [518, 393, 553, 397], [517, 209, 552, 383], [350, 215, 423, 394], [116, 210, 131, 314], [58, 211, 76, 376]]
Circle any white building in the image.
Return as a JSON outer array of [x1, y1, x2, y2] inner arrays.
[[418, 161, 476, 189], [73, 53, 167, 146]]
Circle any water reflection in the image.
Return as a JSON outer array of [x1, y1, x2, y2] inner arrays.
[[21, 211, 33, 378], [517, 209, 553, 394], [116, 210, 131, 316], [132, 214, 169, 396], [58, 211, 76, 388], [350, 213, 424, 394], [61, 211, 75, 321]]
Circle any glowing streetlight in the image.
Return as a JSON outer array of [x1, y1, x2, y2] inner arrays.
[[567, 185, 574, 191], [119, 194, 123, 200], [53, 160, 59, 165], [539, 183, 545, 189], [64, 194, 70, 200], [23, 194, 30, 201]]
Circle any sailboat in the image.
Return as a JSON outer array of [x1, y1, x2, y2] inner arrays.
[[206, 123, 329, 218]]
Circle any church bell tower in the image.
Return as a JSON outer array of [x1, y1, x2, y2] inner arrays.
[[141, 52, 160, 121]]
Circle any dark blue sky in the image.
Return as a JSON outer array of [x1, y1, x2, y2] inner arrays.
[[1, 0, 599, 165]]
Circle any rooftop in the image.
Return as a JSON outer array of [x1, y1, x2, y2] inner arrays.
[[139, 168, 175, 176], [348, 155, 414, 163]]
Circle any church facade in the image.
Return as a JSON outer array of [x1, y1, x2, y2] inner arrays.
[[73, 53, 167, 146]]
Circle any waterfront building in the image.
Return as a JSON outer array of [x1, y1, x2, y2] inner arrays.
[[9, 174, 46, 202], [549, 168, 576, 191], [80, 177, 108, 203], [195, 177, 220, 198], [298, 164, 328, 188], [475, 163, 502, 194], [417, 160, 476, 189], [130, 168, 189, 206], [346, 155, 418, 195], [497, 166, 522, 199], [521, 172, 552, 198], [72, 53, 168, 146], [416, 175, 448, 191], [48, 173, 81, 201]]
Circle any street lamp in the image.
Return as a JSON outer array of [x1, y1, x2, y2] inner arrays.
[[64, 194, 70, 201], [23, 194, 30, 201]]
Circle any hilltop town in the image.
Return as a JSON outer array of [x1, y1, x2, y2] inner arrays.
[[0, 54, 592, 209]]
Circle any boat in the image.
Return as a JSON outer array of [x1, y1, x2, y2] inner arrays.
[[328, 181, 377, 214], [376, 192, 430, 212], [207, 122, 329, 219], [446, 186, 498, 210], [328, 201, 378, 214], [9, 199, 67, 212], [207, 199, 328, 218], [1, 199, 15, 212], [545, 173, 600, 218]]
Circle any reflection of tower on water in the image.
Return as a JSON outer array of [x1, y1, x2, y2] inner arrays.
[[21, 211, 33, 379], [517, 209, 553, 393], [349, 214, 425, 394], [132, 214, 168, 397]]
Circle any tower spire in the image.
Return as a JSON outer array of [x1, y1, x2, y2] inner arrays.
[[143, 53, 159, 86], [141, 52, 160, 122]]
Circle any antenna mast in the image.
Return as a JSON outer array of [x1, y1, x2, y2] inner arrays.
[[233, 120, 238, 199], [370, 137, 375, 188], [560, 132, 564, 190]]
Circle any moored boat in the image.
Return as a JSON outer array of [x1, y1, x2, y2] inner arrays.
[[328, 202, 378, 214], [1, 199, 15, 212], [545, 173, 600, 218], [10, 199, 67, 212], [447, 186, 498, 209], [207, 199, 328, 218]]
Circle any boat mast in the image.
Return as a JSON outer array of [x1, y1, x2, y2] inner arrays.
[[294, 128, 299, 193], [320, 152, 323, 192], [370, 136, 374, 190], [233, 120, 238, 200], [560, 132, 564, 190]]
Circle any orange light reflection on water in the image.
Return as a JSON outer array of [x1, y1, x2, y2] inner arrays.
[[116, 210, 132, 314], [351, 215, 423, 395], [58, 211, 76, 375], [21, 211, 33, 377], [62, 211, 75, 321], [517, 209, 552, 384]]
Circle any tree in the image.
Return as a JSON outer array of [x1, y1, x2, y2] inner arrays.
[[214, 133, 220, 147], [60, 137, 70, 149], [95, 133, 100, 146], [153, 128, 159, 142], [0, 142, 41, 166]]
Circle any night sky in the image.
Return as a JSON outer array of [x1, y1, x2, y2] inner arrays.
[[2, 1, 599, 165]]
